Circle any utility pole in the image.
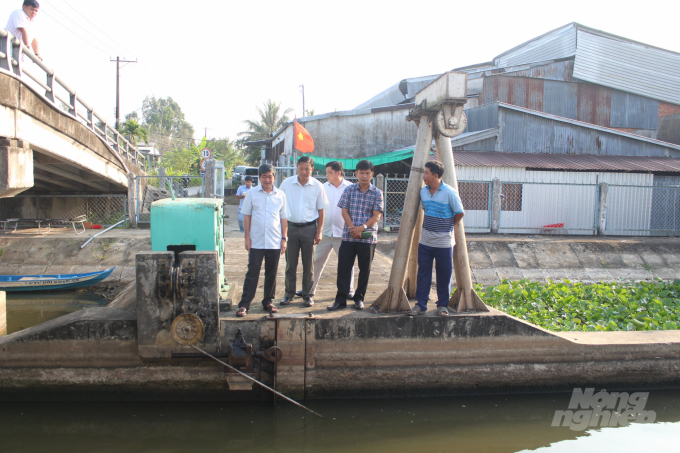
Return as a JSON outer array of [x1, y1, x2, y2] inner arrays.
[[110, 57, 137, 129], [299, 84, 305, 117]]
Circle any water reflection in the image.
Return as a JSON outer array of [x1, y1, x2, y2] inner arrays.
[[0, 390, 677, 452], [5, 291, 109, 334]]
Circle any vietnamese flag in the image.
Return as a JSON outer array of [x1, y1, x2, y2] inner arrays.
[[294, 117, 314, 153]]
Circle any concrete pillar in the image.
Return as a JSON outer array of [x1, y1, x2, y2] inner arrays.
[[0, 291, 6, 336], [0, 137, 33, 198], [597, 182, 609, 236], [376, 173, 385, 231], [204, 158, 216, 198], [127, 172, 137, 228], [158, 167, 167, 190], [490, 177, 501, 234]]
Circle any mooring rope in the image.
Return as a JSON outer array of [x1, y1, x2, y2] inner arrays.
[[189, 344, 325, 419]]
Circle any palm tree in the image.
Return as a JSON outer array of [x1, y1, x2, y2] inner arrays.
[[238, 100, 292, 143], [120, 119, 149, 145]]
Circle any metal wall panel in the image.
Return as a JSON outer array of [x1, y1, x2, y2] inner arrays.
[[653, 175, 680, 186], [453, 137, 497, 152], [499, 109, 677, 157], [495, 25, 577, 68], [574, 29, 680, 105], [465, 103, 499, 132], [543, 80, 577, 119], [610, 90, 659, 129]]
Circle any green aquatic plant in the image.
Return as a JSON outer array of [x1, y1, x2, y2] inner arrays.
[[475, 279, 680, 332]]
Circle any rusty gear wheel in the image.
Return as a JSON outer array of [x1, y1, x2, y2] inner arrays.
[[436, 109, 467, 138], [171, 313, 204, 345]]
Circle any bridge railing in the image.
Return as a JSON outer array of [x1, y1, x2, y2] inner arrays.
[[0, 28, 142, 169]]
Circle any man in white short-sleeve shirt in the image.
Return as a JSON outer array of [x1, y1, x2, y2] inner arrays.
[[278, 155, 328, 307], [6, 1, 42, 61], [237, 164, 289, 317]]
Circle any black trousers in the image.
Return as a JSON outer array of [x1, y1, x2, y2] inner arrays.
[[239, 248, 280, 310], [336, 241, 376, 304]]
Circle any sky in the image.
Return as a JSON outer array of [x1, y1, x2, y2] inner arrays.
[[4, 0, 679, 144]]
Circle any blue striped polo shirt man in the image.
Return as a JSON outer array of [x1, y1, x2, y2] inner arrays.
[[411, 160, 464, 316]]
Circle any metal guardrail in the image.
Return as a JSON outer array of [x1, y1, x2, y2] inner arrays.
[[0, 28, 142, 168]]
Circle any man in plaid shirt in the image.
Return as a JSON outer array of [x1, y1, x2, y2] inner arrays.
[[328, 160, 384, 311]]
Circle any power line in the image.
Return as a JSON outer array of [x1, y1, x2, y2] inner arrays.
[[57, 0, 136, 56], [52, 0, 166, 92], [41, 0, 121, 56], [45, 1, 164, 99]]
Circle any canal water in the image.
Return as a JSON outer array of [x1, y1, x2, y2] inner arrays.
[[5, 291, 109, 334], [0, 390, 678, 452]]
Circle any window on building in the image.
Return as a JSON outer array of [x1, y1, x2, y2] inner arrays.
[[501, 183, 523, 211], [458, 182, 489, 211]]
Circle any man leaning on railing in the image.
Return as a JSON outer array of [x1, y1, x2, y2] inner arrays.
[[5, 0, 42, 61]]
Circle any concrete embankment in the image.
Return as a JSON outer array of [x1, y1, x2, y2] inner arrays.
[[378, 234, 680, 286], [2, 230, 679, 294], [0, 230, 150, 283]]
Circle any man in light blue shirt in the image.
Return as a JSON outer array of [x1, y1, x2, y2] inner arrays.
[[236, 176, 253, 233], [409, 160, 464, 316]]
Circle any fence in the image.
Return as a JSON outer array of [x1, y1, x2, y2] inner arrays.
[[0, 28, 142, 168], [135, 175, 204, 224], [383, 177, 409, 228], [234, 171, 680, 237], [606, 185, 680, 236], [498, 182, 599, 235], [0, 194, 126, 227]]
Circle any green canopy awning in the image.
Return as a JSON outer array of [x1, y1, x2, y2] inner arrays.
[[311, 148, 416, 170]]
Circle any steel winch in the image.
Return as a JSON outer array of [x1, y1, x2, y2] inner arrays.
[[136, 250, 281, 367]]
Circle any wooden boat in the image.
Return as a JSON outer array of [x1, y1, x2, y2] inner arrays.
[[0, 267, 116, 292]]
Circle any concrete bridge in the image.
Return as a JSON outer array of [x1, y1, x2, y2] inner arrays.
[[0, 29, 144, 198]]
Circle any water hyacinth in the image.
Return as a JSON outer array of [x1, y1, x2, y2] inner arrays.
[[473, 279, 680, 332]]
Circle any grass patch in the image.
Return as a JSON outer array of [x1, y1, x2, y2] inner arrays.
[[476, 279, 680, 332]]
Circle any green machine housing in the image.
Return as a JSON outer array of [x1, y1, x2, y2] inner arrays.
[[150, 198, 227, 296]]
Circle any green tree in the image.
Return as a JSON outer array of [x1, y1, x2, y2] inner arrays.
[[239, 99, 292, 164], [119, 119, 149, 145], [140, 96, 195, 153]]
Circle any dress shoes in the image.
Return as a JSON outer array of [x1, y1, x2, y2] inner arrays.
[[295, 290, 303, 297], [327, 301, 347, 311], [280, 295, 294, 305], [304, 297, 315, 307], [354, 299, 365, 310]]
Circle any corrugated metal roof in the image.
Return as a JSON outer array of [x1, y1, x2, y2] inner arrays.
[[573, 28, 680, 105], [458, 23, 680, 105], [494, 24, 577, 68], [453, 151, 680, 173], [354, 75, 441, 110]]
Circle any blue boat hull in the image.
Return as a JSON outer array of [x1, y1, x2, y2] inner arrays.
[[0, 267, 116, 292]]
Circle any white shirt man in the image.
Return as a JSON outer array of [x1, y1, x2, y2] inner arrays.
[[237, 165, 289, 316], [278, 156, 329, 306], [6, 1, 42, 62], [308, 162, 355, 297]]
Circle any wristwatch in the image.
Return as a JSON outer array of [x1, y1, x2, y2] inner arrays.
[[362, 224, 367, 230], [282, 237, 288, 241]]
